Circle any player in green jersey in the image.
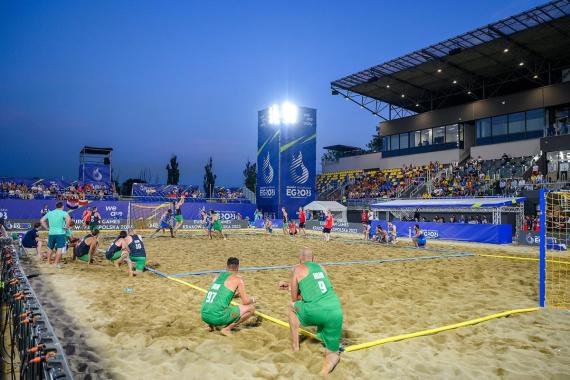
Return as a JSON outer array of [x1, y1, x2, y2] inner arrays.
[[201, 257, 256, 336], [287, 247, 343, 375]]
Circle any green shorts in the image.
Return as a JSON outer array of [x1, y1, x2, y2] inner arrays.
[[213, 220, 222, 232], [109, 251, 122, 261], [48, 234, 66, 249], [175, 215, 183, 223], [130, 256, 146, 271], [77, 254, 90, 262], [201, 305, 240, 327], [89, 222, 100, 232], [294, 298, 343, 352]]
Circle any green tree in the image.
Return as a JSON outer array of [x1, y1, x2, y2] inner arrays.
[[366, 133, 383, 152], [166, 155, 180, 185], [121, 178, 146, 196], [243, 160, 256, 192], [203, 157, 216, 198]]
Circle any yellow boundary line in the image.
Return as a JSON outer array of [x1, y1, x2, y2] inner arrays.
[[165, 276, 319, 340], [344, 307, 539, 352], [476, 253, 570, 265]]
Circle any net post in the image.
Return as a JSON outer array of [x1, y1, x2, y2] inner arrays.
[[539, 189, 546, 308]]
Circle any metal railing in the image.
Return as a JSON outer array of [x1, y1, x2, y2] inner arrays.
[[0, 238, 74, 379]]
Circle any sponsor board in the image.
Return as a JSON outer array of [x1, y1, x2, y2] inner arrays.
[[517, 231, 540, 246], [304, 221, 364, 234]]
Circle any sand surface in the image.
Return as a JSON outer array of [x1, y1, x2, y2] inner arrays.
[[22, 231, 570, 379]]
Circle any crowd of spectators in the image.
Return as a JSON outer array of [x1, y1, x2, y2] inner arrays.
[[345, 162, 441, 200], [1, 180, 117, 200], [400, 213, 490, 224]]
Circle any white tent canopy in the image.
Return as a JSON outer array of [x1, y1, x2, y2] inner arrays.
[[303, 201, 347, 222]]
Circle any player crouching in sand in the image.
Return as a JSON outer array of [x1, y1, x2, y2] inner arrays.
[[123, 229, 147, 276], [105, 230, 135, 276], [74, 229, 100, 264], [201, 257, 256, 336], [280, 247, 344, 376]]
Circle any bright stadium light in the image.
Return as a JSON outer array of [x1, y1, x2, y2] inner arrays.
[[268, 102, 298, 125], [268, 104, 281, 125], [281, 102, 298, 124]]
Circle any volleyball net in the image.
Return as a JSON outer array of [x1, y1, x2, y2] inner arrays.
[[130, 202, 173, 230], [540, 190, 570, 310]]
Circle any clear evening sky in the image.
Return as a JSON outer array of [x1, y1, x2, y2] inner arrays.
[[0, 0, 543, 186]]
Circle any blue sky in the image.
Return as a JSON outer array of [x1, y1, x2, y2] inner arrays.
[[0, 0, 544, 186]]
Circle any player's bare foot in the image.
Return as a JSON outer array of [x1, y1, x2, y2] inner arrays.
[[220, 327, 233, 337], [206, 325, 215, 332], [320, 353, 340, 376]]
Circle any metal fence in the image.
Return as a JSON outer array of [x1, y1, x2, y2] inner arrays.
[[0, 238, 73, 380]]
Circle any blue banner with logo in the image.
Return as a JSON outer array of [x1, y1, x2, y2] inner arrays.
[[279, 107, 316, 218], [370, 220, 512, 244], [256, 109, 280, 216], [80, 163, 111, 185]]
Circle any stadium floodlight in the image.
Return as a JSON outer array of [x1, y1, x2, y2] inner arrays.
[[268, 104, 281, 125], [437, 68, 442, 73], [452, 80, 457, 84], [503, 48, 509, 53], [519, 61, 524, 66], [533, 74, 539, 79], [268, 102, 298, 125], [281, 102, 298, 124]]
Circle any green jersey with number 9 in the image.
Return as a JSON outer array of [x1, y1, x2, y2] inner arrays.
[[298, 262, 337, 303]]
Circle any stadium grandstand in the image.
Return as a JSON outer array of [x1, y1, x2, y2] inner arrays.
[[319, 0, 570, 219]]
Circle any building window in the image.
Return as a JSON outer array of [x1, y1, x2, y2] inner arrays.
[[390, 134, 399, 151], [508, 112, 525, 134], [476, 118, 491, 138], [399, 133, 409, 149], [433, 126, 445, 144], [492, 115, 508, 136], [421, 128, 432, 146], [446, 124, 459, 143], [383, 136, 390, 151], [526, 108, 545, 133], [410, 131, 421, 148]]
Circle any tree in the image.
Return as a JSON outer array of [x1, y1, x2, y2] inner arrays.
[[366, 133, 383, 152], [166, 155, 180, 185], [203, 157, 216, 198], [243, 160, 256, 192], [121, 178, 146, 196]]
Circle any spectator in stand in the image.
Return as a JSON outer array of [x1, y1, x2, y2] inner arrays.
[[0, 218, 8, 238], [41, 204, 49, 217]]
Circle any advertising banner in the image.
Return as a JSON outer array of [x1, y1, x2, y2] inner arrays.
[[279, 107, 317, 219], [370, 220, 512, 244], [80, 163, 111, 185], [304, 220, 364, 234], [256, 109, 280, 216], [517, 231, 540, 246], [0, 200, 255, 230]]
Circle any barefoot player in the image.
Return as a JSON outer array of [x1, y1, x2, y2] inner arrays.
[[105, 230, 134, 276], [74, 229, 100, 264], [173, 195, 185, 233], [123, 229, 147, 275], [201, 257, 256, 336], [412, 224, 427, 248], [287, 247, 343, 375], [151, 209, 175, 238], [298, 207, 307, 237]]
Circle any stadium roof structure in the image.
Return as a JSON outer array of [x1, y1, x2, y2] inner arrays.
[[80, 146, 113, 155], [331, 0, 570, 120], [371, 197, 526, 209], [323, 144, 363, 152]]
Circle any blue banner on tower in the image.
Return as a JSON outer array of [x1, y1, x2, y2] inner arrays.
[[81, 163, 111, 185], [256, 109, 280, 216], [279, 107, 316, 217]]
